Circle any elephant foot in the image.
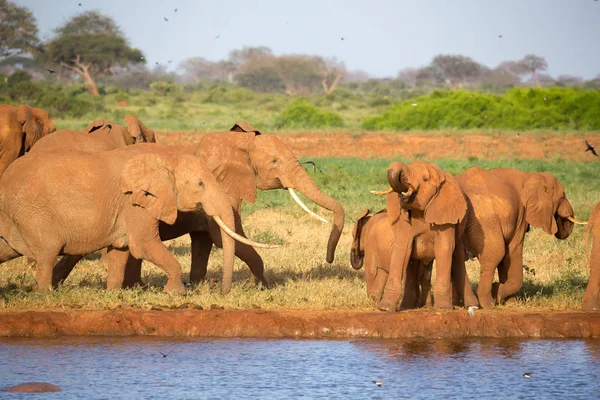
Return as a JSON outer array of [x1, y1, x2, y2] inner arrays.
[[164, 280, 186, 295], [433, 303, 453, 310], [582, 302, 599, 311], [249, 274, 269, 289], [377, 299, 397, 312]]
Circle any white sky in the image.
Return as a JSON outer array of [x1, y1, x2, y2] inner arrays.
[[15, 0, 600, 79]]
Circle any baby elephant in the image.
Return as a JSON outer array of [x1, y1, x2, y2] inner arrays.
[[351, 209, 433, 309], [584, 202, 600, 311], [0, 144, 242, 294]]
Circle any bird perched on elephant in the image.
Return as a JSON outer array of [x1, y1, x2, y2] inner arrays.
[[372, 160, 479, 312], [582, 203, 599, 311], [456, 167, 583, 308], [351, 208, 433, 309], [0, 104, 56, 176], [51, 122, 344, 294], [0, 144, 268, 294], [29, 115, 156, 154]]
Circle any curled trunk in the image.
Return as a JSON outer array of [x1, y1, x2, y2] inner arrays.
[[387, 162, 409, 193], [292, 163, 345, 263], [555, 199, 575, 240]]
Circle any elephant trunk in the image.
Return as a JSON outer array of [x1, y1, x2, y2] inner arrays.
[[291, 162, 345, 263], [216, 204, 236, 295], [555, 198, 575, 240], [350, 248, 363, 270], [387, 162, 410, 194]]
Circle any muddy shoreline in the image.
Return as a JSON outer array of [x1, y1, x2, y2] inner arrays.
[[1, 310, 599, 339]]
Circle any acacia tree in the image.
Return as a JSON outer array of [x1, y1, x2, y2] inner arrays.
[[314, 56, 346, 94], [518, 54, 548, 88], [0, 0, 39, 57], [430, 54, 482, 88], [42, 11, 143, 95]]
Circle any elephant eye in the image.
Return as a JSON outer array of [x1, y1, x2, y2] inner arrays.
[[271, 158, 278, 164], [198, 181, 204, 188]]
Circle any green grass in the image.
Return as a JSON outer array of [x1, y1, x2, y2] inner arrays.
[[0, 157, 598, 311]]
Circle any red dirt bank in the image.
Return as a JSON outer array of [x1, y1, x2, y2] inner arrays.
[[1, 310, 599, 339]]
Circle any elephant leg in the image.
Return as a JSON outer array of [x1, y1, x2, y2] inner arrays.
[[495, 241, 524, 304], [52, 255, 84, 287], [419, 262, 433, 308], [189, 231, 213, 284], [133, 241, 185, 294], [368, 268, 388, 302], [104, 247, 137, 290], [399, 260, 419, 310], [583, 233, 600, 310], [122, 255, 143, 289], [35, 256, 59, 292], [432, 226, 455, 310], [451, 240, 479, 308]]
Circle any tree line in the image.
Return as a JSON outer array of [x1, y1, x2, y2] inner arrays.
[[2, 0, 599, 97]]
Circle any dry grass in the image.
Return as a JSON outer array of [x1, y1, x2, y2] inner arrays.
[[0, 156, 596, 312]]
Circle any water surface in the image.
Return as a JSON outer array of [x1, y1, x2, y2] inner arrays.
[[0, 337, 599, 399]]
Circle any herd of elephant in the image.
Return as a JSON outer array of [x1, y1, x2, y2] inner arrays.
[[0, 104, 598, 312]]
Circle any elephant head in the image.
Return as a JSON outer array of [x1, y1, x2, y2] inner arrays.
[[387, 160, 467, 225], [85, 115, 156, 146], [120, 151, 272, 294], [351, 209, 371, 270], [16, 105, 56, 151], [521, 172, 576, 240], [196, 122, 345, 264]]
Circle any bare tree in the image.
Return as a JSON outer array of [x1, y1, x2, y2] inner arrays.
[[556, 74, 583, 86], [430, 54, 483, 88], [396, 67, 420, 86], [313, 56, 346, 94]]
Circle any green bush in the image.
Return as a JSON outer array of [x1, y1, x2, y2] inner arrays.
[[274, 99, 344, 129], [150, 81, 181, 97], [362, 88, 600, 131]]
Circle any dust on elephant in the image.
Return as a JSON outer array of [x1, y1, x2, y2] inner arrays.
[[0, 104, 56, 176], [29, 115, 156, 154], [456, 167, 582, 308], [351, 208, 432, 308], [583, 203, 600, 311], [55, 122, 345, 294], [0, 144, 265, 294], [374, 160, 479, 312]]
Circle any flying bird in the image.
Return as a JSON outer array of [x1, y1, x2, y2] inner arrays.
[[175, 8, 178, 12], [341, 37, 344, 41], [372, 381, 382, 387], [159, 351, 171, 358], [498, 34, 502, 38], [164, 17, 169, 22], [155, 62, 159, 65], [168, 60, 173, 63], [78, 2, 82, 6], [585, 140, 598, 157], [44, 69, 56, 74], [215, 35, 220, 39], [523, 373, 532, 378]]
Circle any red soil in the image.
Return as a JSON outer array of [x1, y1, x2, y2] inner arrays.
[[1, 310, 599, 339], [157, 130, 600, 161]]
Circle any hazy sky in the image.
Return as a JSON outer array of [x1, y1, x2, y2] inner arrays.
[[15, 0, 600, 79]]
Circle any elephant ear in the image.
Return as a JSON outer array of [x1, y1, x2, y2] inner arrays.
[[124, 115, 156, 143], [230, 121, 262, 135], [85, 119, 114, 134], [424, 168, 467, 226], [16, 104, 42, 150], [120, 153, 178, 224], [212, 161, 257, 203], [521, 174, 558, 235]]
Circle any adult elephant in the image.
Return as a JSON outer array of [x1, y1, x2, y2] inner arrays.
[[584, 202, 600, 311], [456, 167, 583, 308], [30, 115, 155, 154], [0, 144, 268, 294], [351, 208, 432, 308], [52, 122, 345, 294], [0, 104, 56, 176], [373, 160, 479, 311]]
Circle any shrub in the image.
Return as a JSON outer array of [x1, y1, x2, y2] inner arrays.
[[274, 99, 344, 129], [150, 81, 181, 97], [362, 88, 600, 131]]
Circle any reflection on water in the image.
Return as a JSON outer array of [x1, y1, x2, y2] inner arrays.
[[0, 336, 598, 399]]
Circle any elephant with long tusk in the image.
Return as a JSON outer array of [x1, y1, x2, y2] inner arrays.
[[53, 122, 345, 294]]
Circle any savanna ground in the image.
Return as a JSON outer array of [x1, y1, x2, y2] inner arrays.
[[1, 129, 600, 314]]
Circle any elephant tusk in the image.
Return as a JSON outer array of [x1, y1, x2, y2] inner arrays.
[[288, 188, 329, 223], [567, 216, 588, 225], [213, 216, 281, 249], [370, 188, 393, 196], [401, 186, 415, 197]]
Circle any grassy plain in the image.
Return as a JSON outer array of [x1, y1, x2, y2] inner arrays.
[[1, 146, 598, 312]]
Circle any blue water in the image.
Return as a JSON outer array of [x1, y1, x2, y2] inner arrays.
[[0, 337, 599, 399]]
